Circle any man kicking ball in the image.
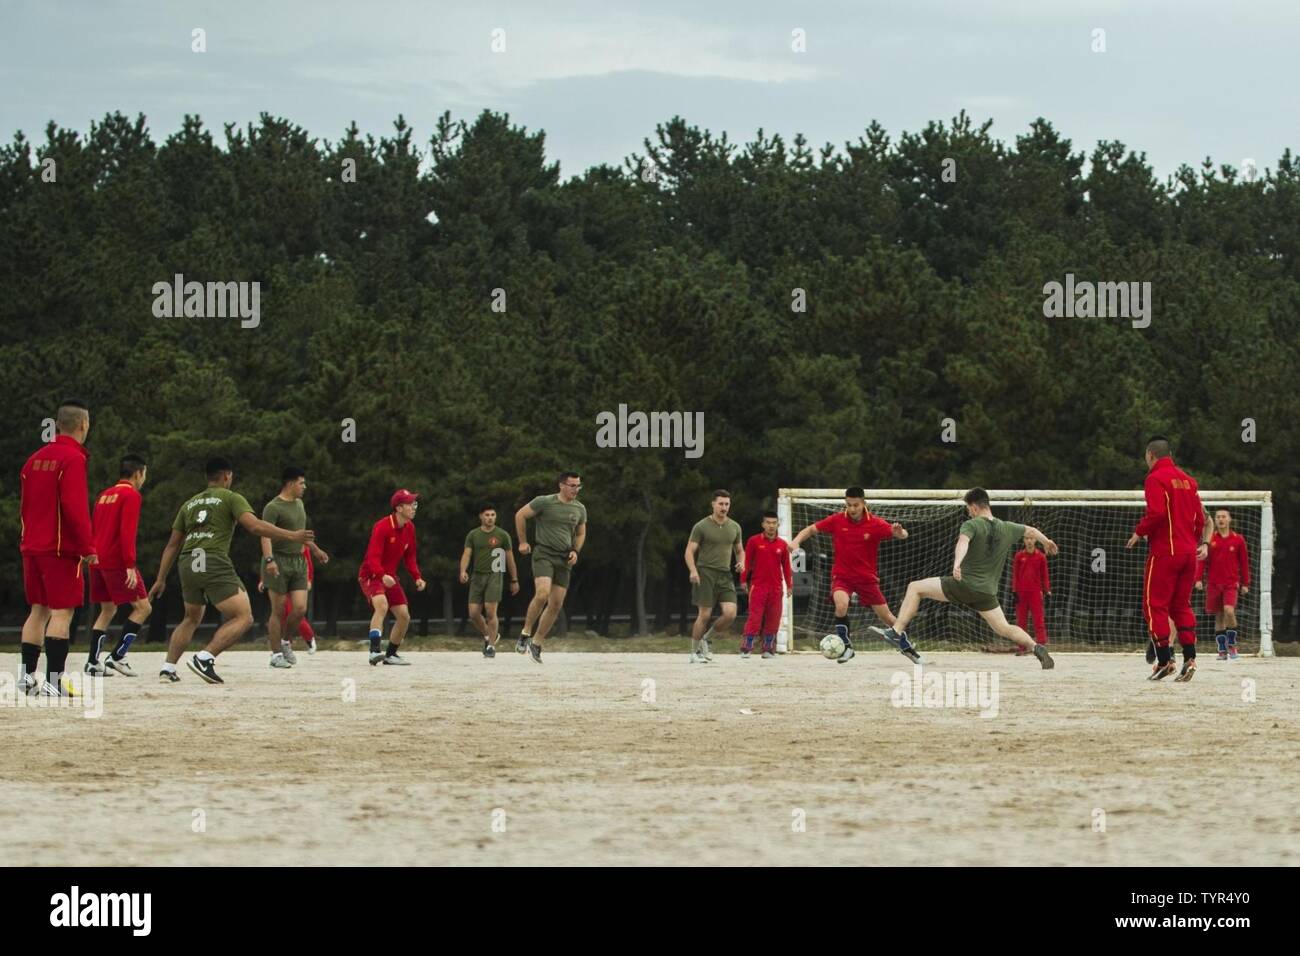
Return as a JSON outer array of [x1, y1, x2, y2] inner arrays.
[[870, 488, 1058, 669]]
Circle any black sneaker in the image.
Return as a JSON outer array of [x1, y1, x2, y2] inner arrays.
[[186, 655, 223, 684], [1145, 639, 1157, 664], [1033, 644, 1055, 670], [516, 633, 530, 654], [158, 668, 180, 684], [1148, 659, 1177, 681], [527, 641, 542, 664], [483, 640, 496, 658]]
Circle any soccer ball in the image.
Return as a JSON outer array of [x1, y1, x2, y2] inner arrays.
[[820, 633, 845, 659]]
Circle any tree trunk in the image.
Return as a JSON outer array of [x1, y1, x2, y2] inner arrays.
[[633, 489, 651, 635]]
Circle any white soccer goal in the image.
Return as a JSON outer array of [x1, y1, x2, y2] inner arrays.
[[776, 489, 1274, 657]]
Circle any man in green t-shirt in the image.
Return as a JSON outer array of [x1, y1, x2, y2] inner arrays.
[[684, 490, 745, 663], [258, 466, 330, 669], [514, 471, 587, 663], [149, 457, 315, 685], [459, 504, 520, 657], [871, 487, 1058, 669]]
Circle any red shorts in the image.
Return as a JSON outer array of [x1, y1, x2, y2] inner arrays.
[[360, 575, 407, 608], [830, 574, 885, 608], [23, 553, 85, 610], [1205, 583, 1239, 613], [90, 566, 147, 604]]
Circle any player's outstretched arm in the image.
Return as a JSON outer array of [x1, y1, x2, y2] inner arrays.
[[789, 523, 819, 550], [239, 512, 314, 545], [149, 529, 185, 599], [515, 503, 536, 554], [1024, 525, 1058, 555], [952, 533, 971, 579]]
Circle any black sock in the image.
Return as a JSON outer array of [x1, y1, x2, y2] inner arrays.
[[1156, 643, 1172, 666], [386, 641, 399, 657], [1180, 638, 1197, 661], [21, 642, 40, 675], [89, 629, 107, 664], [44, 637, 70, 682], [835, 615, 851, 646], [112, 620, 141, 659]]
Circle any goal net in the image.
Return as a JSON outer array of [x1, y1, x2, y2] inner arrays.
[[776, 489, 1274, 657]]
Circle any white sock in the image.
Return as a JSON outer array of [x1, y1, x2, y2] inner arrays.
[[196, 650, 214, 663], [161, 662, 176, 673]]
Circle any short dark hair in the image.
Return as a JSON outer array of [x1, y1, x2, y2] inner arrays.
[[762, 510, 778, 520], [712, 489, 732, 501], [479, 504, 497, 514], [1146, 435, 1171, 459], [205, 457, 234, 478], [119, 455, 147, 478], [281, 466, 306, 484], [558, 471, 581, 484], [964, 487, 991, 509], [56, 398, 89, 432], [845, 486, 865, 499]]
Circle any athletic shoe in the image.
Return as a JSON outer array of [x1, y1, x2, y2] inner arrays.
[[382, 653, 410, 666], [281, 641, 298, 665], [527, 641, 542, 664], [1033, 644, 1055, 670], [187, 655, 224, 684], [305, 636, 317, 655], [516, 634, 530, 654], [483, 640, 496, 658], [39, 678, 75, 698], [837, 644, 856, 664], [269, 653, 293, 669], [1173, 659, 1197, 683], [368, 652, 385, 666], [688, 651, 705, 663], [158, 669, 180, 684], [699, 637, 714, 662], [870, 625, 909, 651], [1145, 639, 1157, 664], [84, 659, 108, 677], [739, 650, 750, 659], [104, 657, 136, 677], [761, 650, 776, 659], [1228, 648, 1240, 661], [1148, 660, 1177, 681], [18, 672, 38, 696]]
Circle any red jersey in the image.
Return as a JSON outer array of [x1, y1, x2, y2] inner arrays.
[[304, 544, 315, 583], [360, 514, 421, 581], [742, 534, 793, 590], [1012, 549, 1050, 594], [1134, 456, 1205, 557], [19, 434, 95, 558], [813, 511, 894, 580], [92, 480, 142, 570], [1197, 531, 1250, 588]]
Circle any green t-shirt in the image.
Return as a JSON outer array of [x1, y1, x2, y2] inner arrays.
[[689, 516, 743, 571], [527, 494, 586, 553], [172, 487, 254, 557], [262, 495, 307, 557], [957, 517, 1027, 595], [465, 526, 513, 574]]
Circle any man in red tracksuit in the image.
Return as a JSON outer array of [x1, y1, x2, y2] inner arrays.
[[359, 489, 426, 665], [88, 455, 152, 677], [739, 511, 793, 659], [1011, 531, 1051, 650], [1126, 436, 1209, 682], [1195, 508, 1251, 661], [18, 398, 97, 696]]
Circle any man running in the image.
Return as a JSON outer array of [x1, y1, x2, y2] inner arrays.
[[87, 455, 152, 677], [515, 472, 587, 663], [359, 489, 426, 665]]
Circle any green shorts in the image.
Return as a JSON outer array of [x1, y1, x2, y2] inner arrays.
[[469, 571, 503, 605], [692, 566, 737, 607], [179, 552, 246, 607], [531, 547, 573, 588], [264, 552, 309, 594], [940, 575, 1000, 612]]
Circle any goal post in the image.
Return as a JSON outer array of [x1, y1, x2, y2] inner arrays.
[[777, 488, 1274, 657]]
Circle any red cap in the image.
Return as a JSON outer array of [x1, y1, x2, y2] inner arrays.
[[391, 489, 420, 509]]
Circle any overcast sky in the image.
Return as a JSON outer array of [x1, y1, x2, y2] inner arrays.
[[2, 0, 1296, 181]]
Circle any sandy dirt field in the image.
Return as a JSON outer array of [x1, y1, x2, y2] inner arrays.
[[2, 648, 1298, 866]]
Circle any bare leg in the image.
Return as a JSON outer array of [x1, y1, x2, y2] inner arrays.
[[524, 580, 551, 635], [207, 590, 254, 656], [893, 577, 947, 634], [870, 602, 897, 627], [468, 603, 489, 638], [713, 601, 737, 635], [167, 604, 206, 664], [266, 592, 285, 653], [483, 603, 499, 644], [283, 590, 308, 644], [389, 605, 411, 647], [533, 584, 568, 644], [978, 605, 1036, 650]]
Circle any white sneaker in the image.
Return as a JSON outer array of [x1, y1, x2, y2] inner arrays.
[[305, 636, 317, 655], [18, 672, 37, 696], [281, 641, 298, 665], [104, 656, 136, 677], [270, 652, 293, 669], [699, 637, 714, 662], [84, 659, 108, 677]]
